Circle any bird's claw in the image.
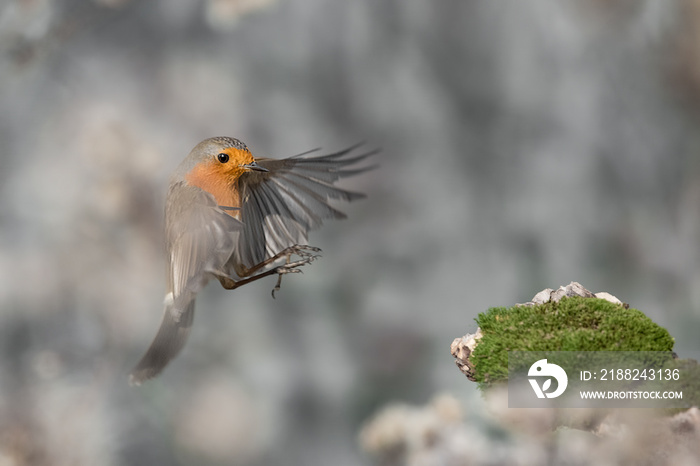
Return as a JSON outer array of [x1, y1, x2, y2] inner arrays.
[[285, 245, 322, 261], [270, 245, 320, 298]]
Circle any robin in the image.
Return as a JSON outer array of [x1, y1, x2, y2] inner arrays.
[[129, 136, 375, 385]]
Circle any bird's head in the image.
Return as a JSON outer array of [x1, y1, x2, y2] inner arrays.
[[181, 136, 267, 189], [177, 137, 268, 210], [187, 136, 267, 178]]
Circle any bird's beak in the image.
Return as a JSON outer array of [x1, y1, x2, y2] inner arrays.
[[243, 161, 269, 172]]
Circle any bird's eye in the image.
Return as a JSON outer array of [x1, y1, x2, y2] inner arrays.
[[217, 153, 229, 163]]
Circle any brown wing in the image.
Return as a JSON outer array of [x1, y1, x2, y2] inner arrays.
[[234, 143, 377, 269]]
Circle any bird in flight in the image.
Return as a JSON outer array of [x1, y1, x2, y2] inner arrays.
[[129, 137, 375, 385]]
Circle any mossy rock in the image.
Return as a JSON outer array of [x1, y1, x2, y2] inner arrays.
[[470, 296, 675, 389]]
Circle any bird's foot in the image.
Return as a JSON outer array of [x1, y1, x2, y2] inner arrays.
[[271, 245, 321, 298]]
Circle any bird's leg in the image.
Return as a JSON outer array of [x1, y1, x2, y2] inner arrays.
[[235, 244, 321, 278], [216, 245, 321, 297], [216, 265, 302, 291]]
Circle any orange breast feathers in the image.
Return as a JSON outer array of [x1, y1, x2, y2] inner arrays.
[[184, 157, 248, 215]]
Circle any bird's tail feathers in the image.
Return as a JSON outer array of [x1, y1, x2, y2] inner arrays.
[[129, 299, 195, 386]]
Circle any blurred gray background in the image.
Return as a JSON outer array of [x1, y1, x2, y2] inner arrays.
[[2, 0, 700, 465]]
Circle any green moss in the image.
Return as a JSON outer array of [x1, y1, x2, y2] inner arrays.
[[471, 296, 675, 389]]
